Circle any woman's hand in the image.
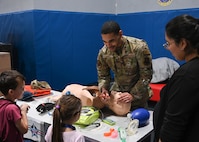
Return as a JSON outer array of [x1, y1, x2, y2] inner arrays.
[[20, 104, 30, 113]]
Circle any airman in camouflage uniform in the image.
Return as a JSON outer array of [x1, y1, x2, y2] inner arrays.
[[97, 21, 153, 110]]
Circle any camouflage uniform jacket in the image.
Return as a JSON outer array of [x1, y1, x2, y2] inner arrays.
[[97, 36, 153, 109]]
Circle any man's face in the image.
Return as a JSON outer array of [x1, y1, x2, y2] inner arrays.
[[101, 32, 122, 52]]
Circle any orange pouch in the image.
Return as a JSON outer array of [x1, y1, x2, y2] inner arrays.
[[25, 85, 51, 97]]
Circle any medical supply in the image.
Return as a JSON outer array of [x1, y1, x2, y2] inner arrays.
[[36, 103, 55, 113], [104, 128, 114, 137], [127, 108, 150, 127], [126, 119, 139, 136], [102, 118, 116, 126], [104, 128, 118, 138], [118, 127, 127, 142], [82, 123, 101, 131], [75, 106, 100, 125]]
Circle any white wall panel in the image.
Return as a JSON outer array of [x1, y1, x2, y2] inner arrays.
[[116, 0, 199, 14], [33, 0, 115, 14], [0, 0, 115, 14], [0, 0, 34, 14], [0, 0, 199, 14]]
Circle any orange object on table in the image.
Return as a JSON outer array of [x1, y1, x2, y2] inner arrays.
[[149, 83, 166, 101], [104, 128, 115, 137], [24, 85, 51, 97]]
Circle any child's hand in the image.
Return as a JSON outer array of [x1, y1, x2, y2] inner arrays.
[[20, 104, 30, 113]]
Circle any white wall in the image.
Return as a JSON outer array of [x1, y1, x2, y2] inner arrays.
[[116, 0, 199, 14], [0, 0, 34, 14], [34, 0, 115, 14], [1, 0, 199, 14], [0, 0, 115, 14]]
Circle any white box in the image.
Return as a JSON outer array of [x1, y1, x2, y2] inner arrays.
[[24, 117, 46, 142]]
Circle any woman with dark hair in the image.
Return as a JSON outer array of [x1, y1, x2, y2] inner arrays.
[[153, 14, 199, 142], [45, 94, 85, 142]]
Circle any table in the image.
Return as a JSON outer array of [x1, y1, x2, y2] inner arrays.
[[17, 91, 58, 142], [17, 90, 153, 142]]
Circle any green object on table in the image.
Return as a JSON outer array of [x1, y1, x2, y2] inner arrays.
[[75, 106, 100, 125], [118, 127, 127, 142]]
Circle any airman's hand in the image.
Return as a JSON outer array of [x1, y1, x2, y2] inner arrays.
[[117, 92, 133, 103]]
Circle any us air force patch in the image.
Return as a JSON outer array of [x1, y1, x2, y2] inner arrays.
[[157, 0, 173, 6]]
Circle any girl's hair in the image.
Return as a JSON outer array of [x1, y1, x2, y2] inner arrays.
[[0, 70, 25, 95], [52, 94, 82, 142], [166, 14, 199, 53]]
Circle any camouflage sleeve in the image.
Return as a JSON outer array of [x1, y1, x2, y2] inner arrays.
[[97, 48, 111, 91], [130, 40, 153, 108]]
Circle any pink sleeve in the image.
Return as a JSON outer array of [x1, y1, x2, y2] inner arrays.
[[45, 125, 53, 142]]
